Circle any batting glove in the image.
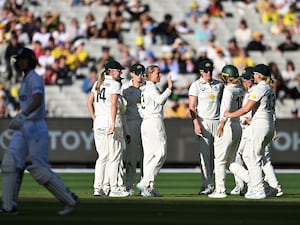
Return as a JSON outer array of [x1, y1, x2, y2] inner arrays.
[[9, 111, 28, 130]]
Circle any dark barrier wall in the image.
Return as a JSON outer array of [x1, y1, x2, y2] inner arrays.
[[0, 118, 300, 165]]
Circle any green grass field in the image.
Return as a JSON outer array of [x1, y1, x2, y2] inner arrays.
[[1, 172, 299, 225]]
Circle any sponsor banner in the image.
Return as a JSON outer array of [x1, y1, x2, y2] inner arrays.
[[0, 118, 299, 165]]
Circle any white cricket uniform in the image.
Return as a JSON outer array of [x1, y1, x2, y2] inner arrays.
[[231, 86, 254, 188], [188, 77, 223, 189], [213, 84, 244, 193], [121, 80, 144, 189], [92, 75, 124, 193], [139, 81, 171, 189], [242, 81, 276, 193]]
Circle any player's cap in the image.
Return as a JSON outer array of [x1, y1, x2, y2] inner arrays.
[[253, 64, 271, 77], [241, 67, 254, 80], [199, 60, 213, 73], [104, 60, 125, 71], [130, 63, 145, 76]]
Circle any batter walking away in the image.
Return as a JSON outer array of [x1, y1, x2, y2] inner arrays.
[[136, 65, 173, 197], [1, 48, 79, 216]]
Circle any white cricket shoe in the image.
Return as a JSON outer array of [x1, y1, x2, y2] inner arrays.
[[109, 189, 130, 197], [208, 191, 227, 199], [127, 188, 135, 196], [93, 189, 106, 196], [245, 191, 266, 199], [136, 183, 162, 197], [230, 186, 242, 195], [198, 185, 214, 195]]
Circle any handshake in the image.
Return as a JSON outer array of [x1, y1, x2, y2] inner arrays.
[[9, 111, 28, 130]]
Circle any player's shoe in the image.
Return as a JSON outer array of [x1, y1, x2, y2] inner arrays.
[[58, 192, 79, 216], [266, 186, 283, 197], [198, 185, 213, 195], [109, 189, 130, 197], [208, 191, 227, 199], [0, 206, 19, 215], [230, 186, 243, 195], [127, 188, 135, 196], [93, 189, 106, 196], [244, 191, 266, 199]]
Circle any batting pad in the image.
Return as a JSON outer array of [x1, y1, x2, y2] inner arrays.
[[28, 166, 76, 206], [1, 151, 17, 211]]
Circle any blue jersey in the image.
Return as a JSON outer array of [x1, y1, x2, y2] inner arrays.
[[19, 70, 46, 120]]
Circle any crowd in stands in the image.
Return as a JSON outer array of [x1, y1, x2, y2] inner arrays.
[[0, 0, 300, 119]]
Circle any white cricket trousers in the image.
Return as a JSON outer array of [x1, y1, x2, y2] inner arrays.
[[125, 119, 143, 189], [140, 117, 167, 188], [195, 118, 219, 188], [214, 121, 242, 193], [93, 126, 124, 192], [243, 118, 274, 193]]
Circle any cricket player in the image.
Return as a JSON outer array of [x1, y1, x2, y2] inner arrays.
[[188, 60, 224, 195], [136, 65, 173, 197], [229, 67, 283, 197], [1, 48, 78, 215], [224, 64, 276, 199], [121, 63, 145, 196], [87, 60, 129, 197], [208, 65, 244, 199]]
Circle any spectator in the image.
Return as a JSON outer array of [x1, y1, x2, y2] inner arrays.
[[246, 31, 270, 52], [261, 2, 280, 25], [289, 14, 300, 35], [281, 59, 298, 88], [86, 21, 99, 39], [287, 73, 300, 99], [270, 15, 288, 35], [179, 51, 197, 74], [32, 26, 51, 48], [96, 46, 114, 70], [82, 66, 98, 94], [185, 1, 204, 23], [234, 19, 252, 48], [269, 61, 288, 100], [277, 33, 300, 52], [232, 48, 254, 74], [227, 38, 240, 57], [39, 47, 55, 70], [4, 35, 23, 82], [141, 50, 157, 68], [154, 13, 178, 45], [205, 0, 226, 18], [236, 0, 256, 16], [73, 39, 89, 68], [55, 55, 72, 86], [14, 23, 30, 45], [66, 18, 85, 42], [194, 14, 215, 42], [32, 40, 44, 59], [52, 21, 70, 44], [43, 11, 60, 33], [126, 0, 149, 22]]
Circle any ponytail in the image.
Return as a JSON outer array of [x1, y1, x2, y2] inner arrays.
[[95, 71, 105, 93]]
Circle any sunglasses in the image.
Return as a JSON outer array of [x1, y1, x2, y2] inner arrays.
[[135, 71, 144, 76], [202, 68, 213, 73]]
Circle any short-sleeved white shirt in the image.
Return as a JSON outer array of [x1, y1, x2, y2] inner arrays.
[[188, 77, 224, 120], [248, 81, 276, 121]]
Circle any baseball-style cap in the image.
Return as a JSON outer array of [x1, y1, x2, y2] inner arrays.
[[241, 67, 254, 80], [199, 60, 213, 73], [130, 63, 145, 76], [104, 60, 125, 71], [253, 64, 271, 77]]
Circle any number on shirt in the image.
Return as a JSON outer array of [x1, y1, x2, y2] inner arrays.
[[96, 87, 106, 102]]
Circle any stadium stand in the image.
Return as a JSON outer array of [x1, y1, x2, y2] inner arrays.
[[0, 0, 300, 118]]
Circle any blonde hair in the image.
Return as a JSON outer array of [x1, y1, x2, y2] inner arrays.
[[95, 70, 105, 93], [145, 65, 159, 80]]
